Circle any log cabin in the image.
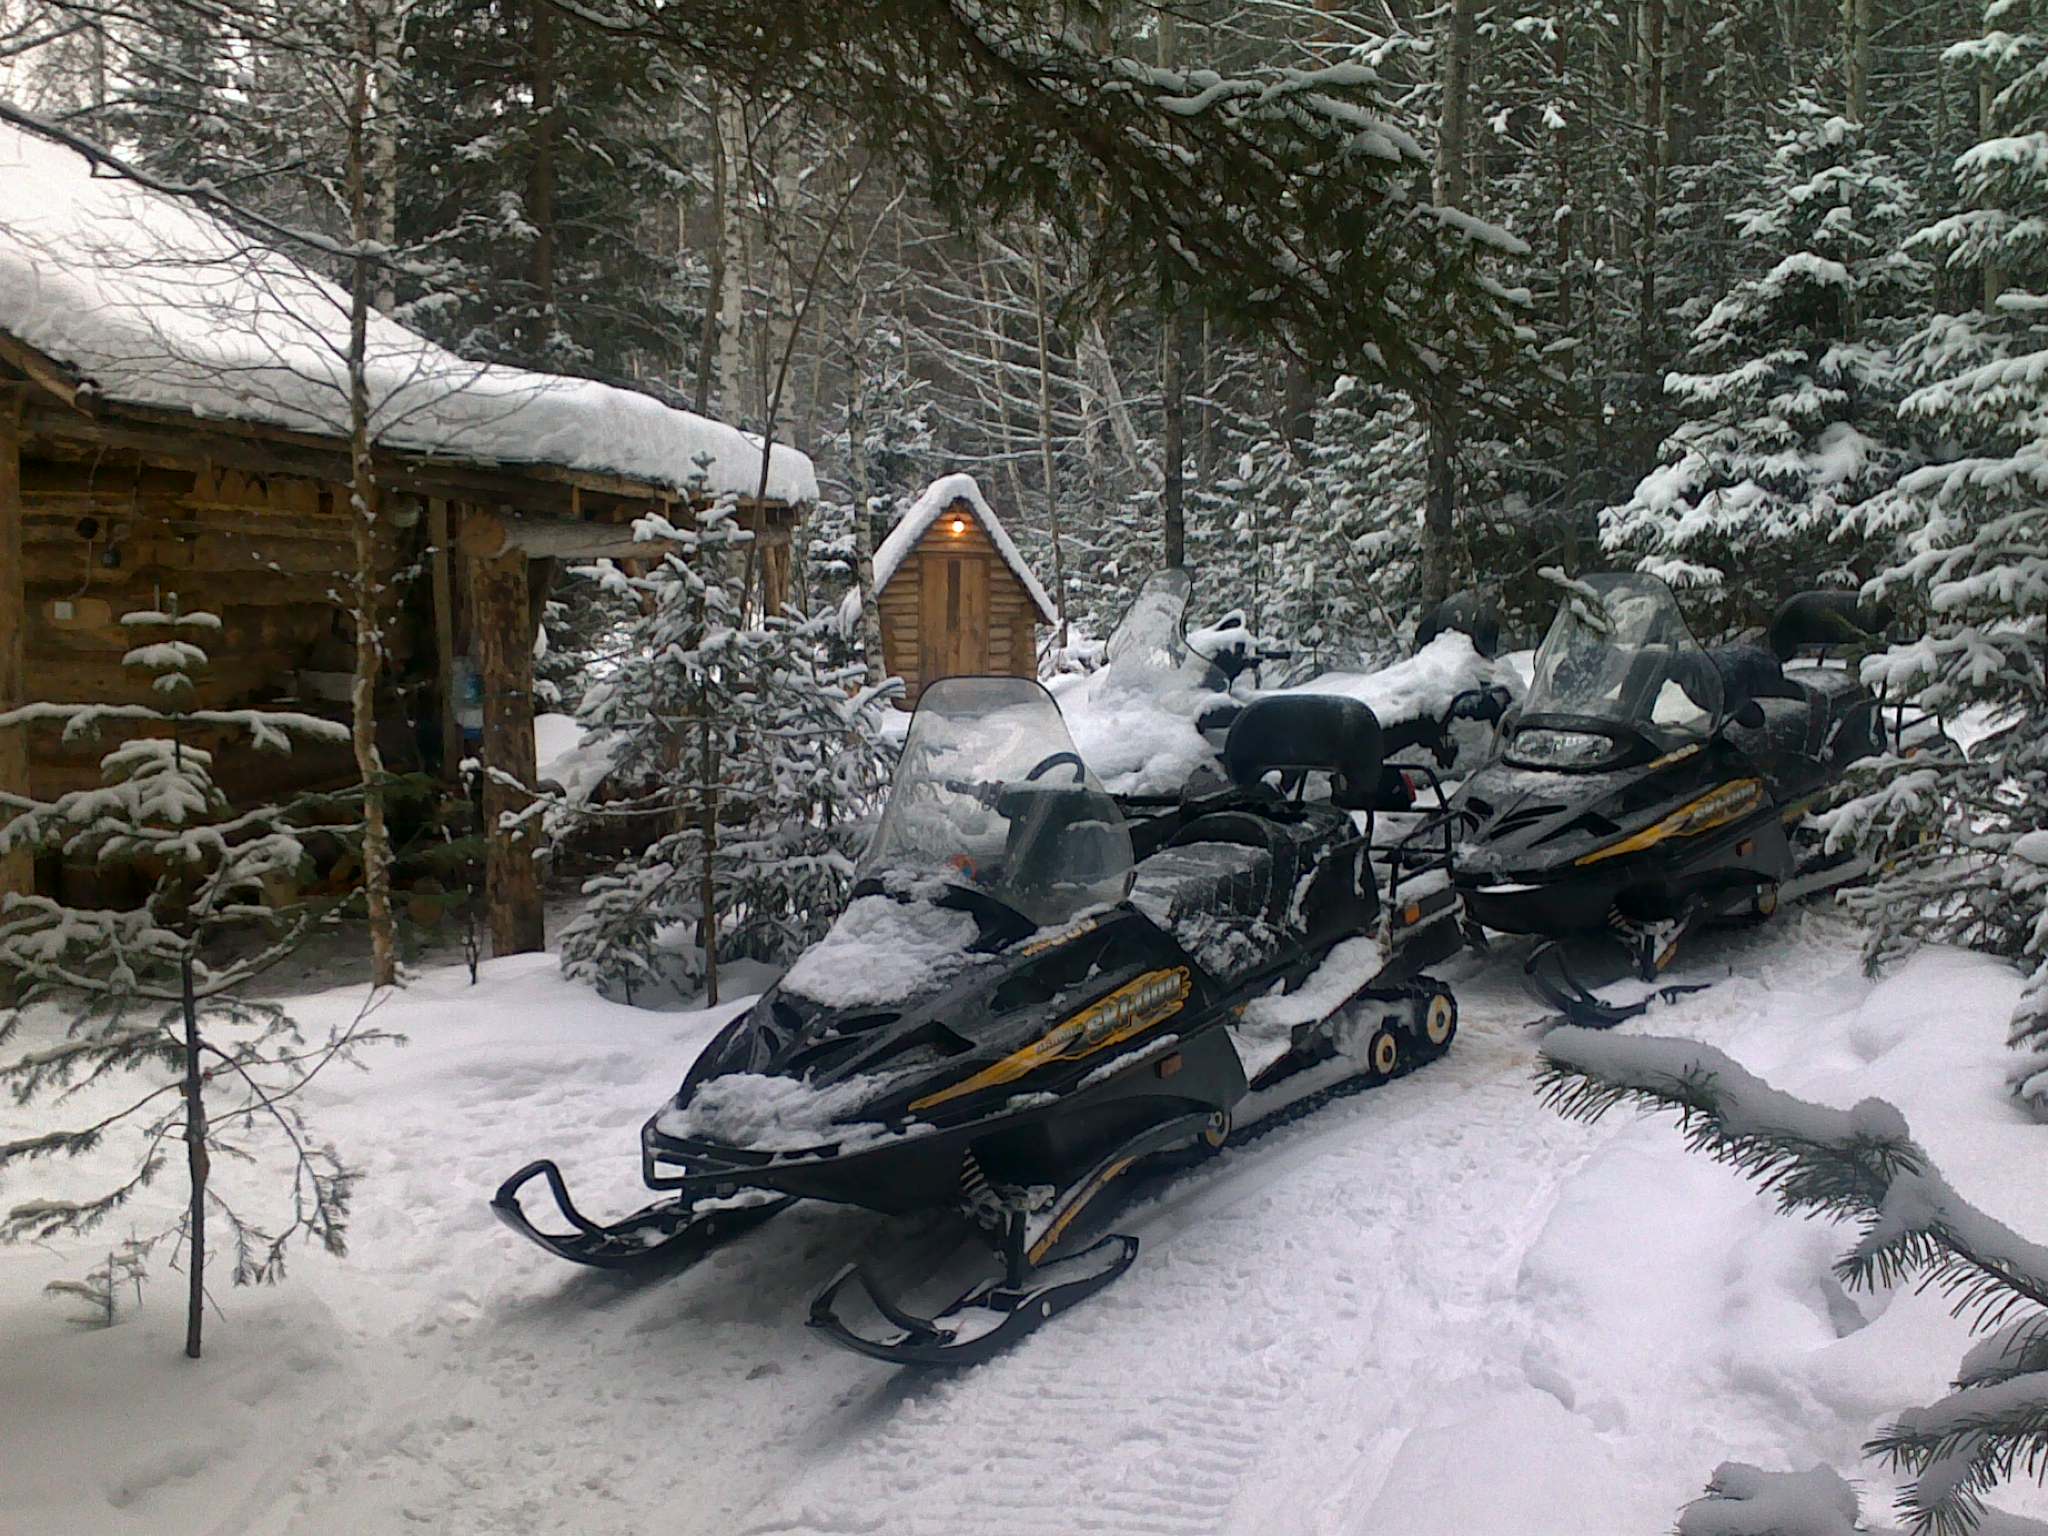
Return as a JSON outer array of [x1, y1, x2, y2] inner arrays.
[[874, 474, 1057, 706], [0, 122, 815, 955]]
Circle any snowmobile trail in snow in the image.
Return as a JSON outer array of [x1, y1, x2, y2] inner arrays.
[[30, 916, 2004, 1536]]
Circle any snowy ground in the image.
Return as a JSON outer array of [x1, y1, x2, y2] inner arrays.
[[3, 914, 2043, 1536]]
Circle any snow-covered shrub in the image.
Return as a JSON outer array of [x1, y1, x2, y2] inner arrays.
[[1603, 103, 1924, 634], [1539, 1028, 2048, 1534], [0, 605, 393, 1358], [1677, 1461, 1862, 1536], [1830, 8, 2048, 1117], [557, 501, 894, 1005]]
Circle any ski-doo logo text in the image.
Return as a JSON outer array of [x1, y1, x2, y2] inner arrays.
[[907, 968, 1192, 1114], [1071, 969, 1191, 1048]]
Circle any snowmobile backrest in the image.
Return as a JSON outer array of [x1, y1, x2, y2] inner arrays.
[[1768, 591, 1893, 662], [1224, 695, 1384, 811], [1416, 589, 1501, 659]]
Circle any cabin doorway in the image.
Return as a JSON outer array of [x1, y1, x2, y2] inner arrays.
[[917, 551, 990, 687]]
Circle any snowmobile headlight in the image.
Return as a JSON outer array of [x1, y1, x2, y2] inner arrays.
[[1575, 778, 1765, 866], [909, 967, 1191, 1113]]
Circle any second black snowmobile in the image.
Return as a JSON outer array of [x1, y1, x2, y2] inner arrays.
[[1448, 572, 1898, 1025], [495, 674, 1462, 1366]]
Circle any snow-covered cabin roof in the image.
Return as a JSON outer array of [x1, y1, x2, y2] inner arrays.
[[0, 123, 816, 505], [873, 473, 1057, 624]]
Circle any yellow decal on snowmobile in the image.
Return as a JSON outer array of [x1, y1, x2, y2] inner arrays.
[[909, 967, 1192, 1112], [1574, 778, 1766, 867], [1016, 915, 1103, 958]]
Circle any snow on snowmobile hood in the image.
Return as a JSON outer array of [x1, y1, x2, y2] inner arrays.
[[1060, 569, 1229, 796]]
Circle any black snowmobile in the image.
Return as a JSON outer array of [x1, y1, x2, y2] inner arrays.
[[495, 674, 1461, 1366], [1449, 572, 1894, 1025]]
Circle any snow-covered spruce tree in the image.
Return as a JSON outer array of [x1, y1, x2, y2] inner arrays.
[[1831, 6, 2048, 1117], [557, 498, 893, 1006], [0, 605, 391, 1359], [1538, 1029, 2048, 1535], [1222, 375, 1428, 660], [1602, 103, 1925, 635]]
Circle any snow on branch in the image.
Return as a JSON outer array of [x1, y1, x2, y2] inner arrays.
[[1538, 1029, 2048, 1535]]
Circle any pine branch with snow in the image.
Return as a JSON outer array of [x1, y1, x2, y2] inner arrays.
[[1538, 1027, 2048, 1534]]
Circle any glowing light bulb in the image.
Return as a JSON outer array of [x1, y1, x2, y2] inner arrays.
[[950, 517, 966, 535]]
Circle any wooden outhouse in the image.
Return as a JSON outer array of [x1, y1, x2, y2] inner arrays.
[[0, 121, 813, 955], [873, 474, 1057, 706]]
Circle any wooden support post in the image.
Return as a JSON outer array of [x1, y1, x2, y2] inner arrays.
[[0, 407, 29, 915], [469, 537, 545, 956], [429, 497, 460, 782]]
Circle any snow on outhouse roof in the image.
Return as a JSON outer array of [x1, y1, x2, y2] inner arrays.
[[0, 123, 817, 505], [873, 473, 1058, 624]]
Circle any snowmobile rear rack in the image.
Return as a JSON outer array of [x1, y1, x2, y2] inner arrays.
[[491, 1158, 793, 1270]]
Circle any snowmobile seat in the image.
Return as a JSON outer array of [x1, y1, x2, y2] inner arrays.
[[1726, 663, 1882, 796], [1768, 591, 1893, 662], [1707, 643, 1801, 718], [1224, 695, 1384, 812]]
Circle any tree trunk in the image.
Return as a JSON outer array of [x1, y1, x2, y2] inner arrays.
[[698, 711, 719, 1007], [1423, 0, 1476, 605], [1842, 0, 1871, 122], [1161, 309, 1186, 569], [1636, 0, 1667, 397], [471, 542, 544, 956], [526, 0, 558, 355], [347, 16, 398, 988], [693, 100, 723, 415], [844, 317, 889, 686], [1436, 0, 1477, 208], [1422, 398, 1457, 606], [713, 97, 749, 420], [367, 0, 401, 313], [1031, 225, 1068, 642], [181, 954, 208, 1360], [0, 408, 26, 925]]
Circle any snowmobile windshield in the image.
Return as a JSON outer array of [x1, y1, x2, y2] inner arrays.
[[1509, 573, 1723, 768], [1101, 568, 1217, 691], [858, 676, 1135, 928]]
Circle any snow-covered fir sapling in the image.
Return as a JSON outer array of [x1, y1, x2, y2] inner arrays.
[[0, 603, 395, 1359], [558, 486, 894, 1006], [1602, 103, 1924, 634], [1831, 6, 2048, 1118], [1538, 1029, 2048, 1535], [44, 1234, 151, 1329]]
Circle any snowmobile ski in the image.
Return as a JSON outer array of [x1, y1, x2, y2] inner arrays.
[[491, 1157, 794, 1270], [809, 1233, 1140, 1368], [805, 1110, 1213, 1366]]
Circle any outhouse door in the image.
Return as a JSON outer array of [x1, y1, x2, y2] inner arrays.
[[918, 551, 990, 687]]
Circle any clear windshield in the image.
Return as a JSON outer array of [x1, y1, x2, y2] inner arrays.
[[1514, 573, 1722, 765], [1102, 569, 1212, 691], [858, 676, 1134, 927]]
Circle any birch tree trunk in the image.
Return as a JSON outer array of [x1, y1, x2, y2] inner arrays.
[[347, 4, 398, 988], [713, 97, 749, 420]]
